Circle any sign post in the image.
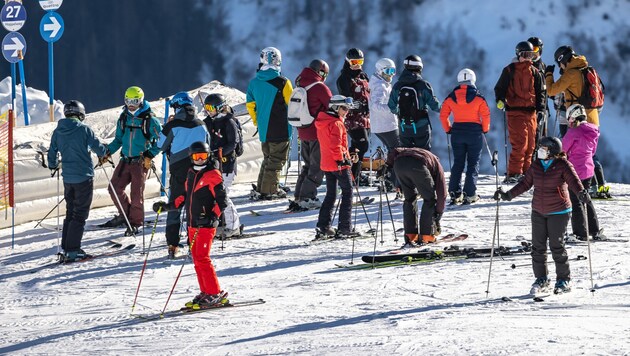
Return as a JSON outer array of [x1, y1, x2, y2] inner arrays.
[[2, 1, 28, 125], [39, 10, 64, 122]]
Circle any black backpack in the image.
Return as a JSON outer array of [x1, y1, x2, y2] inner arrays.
[[398, 86, 428, 125], [119, 110, 154, 140], [232, 116, 244, 157]]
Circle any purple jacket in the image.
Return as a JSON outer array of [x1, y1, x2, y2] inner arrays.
[[562, 123, 599, 180]]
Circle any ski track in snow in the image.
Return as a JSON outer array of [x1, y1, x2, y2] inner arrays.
[[1, 174, 630, 355]]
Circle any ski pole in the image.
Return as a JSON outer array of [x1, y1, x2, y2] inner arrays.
[[34, 197, 65, 229], [55, 168, 61, 253], [353, 184, 373, 233], [510, 255, 587, 269], [446, 132, 452, 171], [583, 201, 596, 294], [160, 227, 200, 317], [503, 108, 508, 177], [130, 207, 163, 314], [150, 161, 169, 198], [485, 150, 501, 298], [100, 162, 135, 237]]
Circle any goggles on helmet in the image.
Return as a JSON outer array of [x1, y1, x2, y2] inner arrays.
[[347, 58, 364, 66], [382, 67, 396, 76], [519, 51, 537, 60], [204, 103, 224, 113], [125, 97, 142, 108], [191, 152, 209, 161], [532, 46, 541, 53]]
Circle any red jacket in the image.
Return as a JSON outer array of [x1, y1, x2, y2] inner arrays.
[[440, 85, 491, 133], [295, 68, 332, 141], [509, 158, 584, 215], [315, 110, 351, 172]]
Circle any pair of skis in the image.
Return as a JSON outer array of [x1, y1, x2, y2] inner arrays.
[[132, 299, 266, 321], [28, 244, 136, 274]]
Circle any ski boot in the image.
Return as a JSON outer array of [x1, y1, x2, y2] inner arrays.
[[124, 225, 139, 236], [193, 291, 229, 310], [62, 249, 92, 263], [449, 191, 463, 205], [336, 230, 362, 239], [315, 227, 336, 240], [462, 193, 480, 205], [530, 276, 550, 295], [99, 214, 126, 228], [553, 279, 571, 294]]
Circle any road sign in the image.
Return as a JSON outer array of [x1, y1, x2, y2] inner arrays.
[[2, 32, 26, 63], [39, 0, 63, 11], [1, 1, 27, 32], [39, 11, 64, 43]]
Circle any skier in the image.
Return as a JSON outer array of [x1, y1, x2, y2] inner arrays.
[[527, 36, 549, 144], [386, 146, 446, 246], [562, 104, 603, 241], [494, 41, 545, 183], [439, 68, 491, 205], [288, 59, 332, 212], [314, 95, 361, 239], [493, 136, 590, 295], [336, 48, 371, 186], [246, 47, 293, 200], [100, 86, 162, 235], [153, 141, 229, 309], [388, 54, 441, 150], [48, 100, 109, 262], [546, 45, 610, 198], [157, 91, 210, 259], [203, 93, 242, 237]]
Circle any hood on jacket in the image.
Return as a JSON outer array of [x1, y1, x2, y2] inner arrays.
[[173, 104, 197, 122], [256, 68, 281, 81], [566, 55, 588, 70], [126, 100, 152, 117], [397, 69, 423, 84], [576, 121, 599, 141], [296, 67, 323, 87], [56, 117, 84, 135]]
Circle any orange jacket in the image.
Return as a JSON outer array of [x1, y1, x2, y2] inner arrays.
[[315, 110, 351, 172], [440, 85, 491, 133]]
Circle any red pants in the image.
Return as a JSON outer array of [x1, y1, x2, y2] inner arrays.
[[188, 227, 221, 295], [507, 111, 537, 175]]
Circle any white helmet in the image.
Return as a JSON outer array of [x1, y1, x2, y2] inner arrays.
[[260, 47, 282, 67], [457, 68, 476, 85], [375, 58, 396, 77], [567, 104, 587, 123]]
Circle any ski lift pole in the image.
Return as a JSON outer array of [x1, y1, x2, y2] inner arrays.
[[160, 98, 170, 196]]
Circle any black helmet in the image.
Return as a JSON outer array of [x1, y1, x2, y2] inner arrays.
[[554, 45, 575, 66], [64, 100, 86, 121], [345, 48, 364, 60], [189, 141, 210, 156], [403, 54, 423, 72], [204, 93, 227, 112], [515, 41, 534, 57], [309, 59, 329, 79], [539, 136, 562, 157], [527, 37, 544, 55]]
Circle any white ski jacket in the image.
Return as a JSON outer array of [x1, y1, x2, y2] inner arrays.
[[369, 74, 398, 134]]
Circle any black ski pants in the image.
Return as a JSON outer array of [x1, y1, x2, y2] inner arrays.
[[569, 177, 599, 237], [294, 140, 324, 201], [317, 169, 353, 233], [531, 210, 571, 281], [62, 178, 93, 252], [394, 156, 436, 236], [348, 128, 370, 183], [166, 159, 191, 247]]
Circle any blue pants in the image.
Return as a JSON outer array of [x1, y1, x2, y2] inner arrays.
[[448, 123, 483, 197]]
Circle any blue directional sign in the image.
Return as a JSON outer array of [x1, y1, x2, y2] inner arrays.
[[2, 32, 26, 63], [40, 12, 64, 43], [1, 1, 27, 32], [39, 0, 63, 12]]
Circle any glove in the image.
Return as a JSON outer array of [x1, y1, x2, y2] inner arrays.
[[152, 201, 170, 213], [336, 160, 351, 169], [493, 188, 511, 201], [578, 189, 591, 204], [143, 156, 152, 170], [545, 65, 555, 75], [196, 213, 219, 228], [446, 129, 451, 135], [350, 152, 360, 164], [98, 155, 110, 166], [496, 100, 505, 110]]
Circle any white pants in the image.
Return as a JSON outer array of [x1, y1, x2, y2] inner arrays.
[[222, 173, 241, 230]]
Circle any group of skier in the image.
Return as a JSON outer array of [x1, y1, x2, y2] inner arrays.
[[47, 37, 609, 307]]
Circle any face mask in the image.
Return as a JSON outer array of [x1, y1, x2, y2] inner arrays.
[[537, 148, 548, 160]]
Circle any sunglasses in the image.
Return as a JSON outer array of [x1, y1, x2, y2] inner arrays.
[[347, 58, 364, 66], [382, 67, 396, 76], [191, 152, 209, 161], [125, 98, 142, 107]]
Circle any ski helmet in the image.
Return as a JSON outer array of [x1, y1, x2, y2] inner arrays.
[[309, 59, 329, 80], [554, 45, 575, 66], [375, 58, 396, 77], [170, 91, 193, 108], [328, 95, 354, 113], [260, 47, 282, 67], [567, 104, 587, 124], [538, 136, 562, 157], [403, 55, 423, 72], [188, 141, 211, 165], [64, 100, 86, 121], [528, 36, 544, 56], [204, 93, 227, 114], [515, 41, 535, 59], [457, 68, 476, 86], [124, 86, 144, 108], [345, 48, 364, 60]]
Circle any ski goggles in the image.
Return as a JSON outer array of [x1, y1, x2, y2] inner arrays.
[[125, 97, 142, 108], [532, 46, 541, 53], [518, 51, 537, 60], [190, 152, 209, 161], [382, 67, 396, 76], [204, 103, 224, 113], [331, 97, 355, 109], [347, 58, 364, 66]]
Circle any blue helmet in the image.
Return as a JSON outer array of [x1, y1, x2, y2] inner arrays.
[[170, 91, 193, 108]]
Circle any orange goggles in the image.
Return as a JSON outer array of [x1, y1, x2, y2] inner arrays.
[[532, 46, 541, 53], [191, 152, 209, 161], [204, 103, 222, 112], [347, 58, 364, 66]]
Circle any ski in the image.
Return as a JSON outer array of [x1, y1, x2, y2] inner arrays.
[[28, 244, 136, 274], [307, 232, 374, 246], [336, 255, 466, 270], [362, 243, 531, 264], [387, 234, 469, 254], [216, 231, 276, 241], [132, 299, 266, 321], [352, 196, 375, 206]]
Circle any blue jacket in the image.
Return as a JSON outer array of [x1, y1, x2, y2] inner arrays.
[[107, 100, 162, 159], [48, 117, 108, 184], [246, 68, 293, 143], [388, 69, 441, 115], [157, 105, 210, 166]]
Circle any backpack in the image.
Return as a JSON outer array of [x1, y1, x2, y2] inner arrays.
[[398, 86, 428, 125], [119, 111, 154, 140], [232, 116, 244, 157], [567, 67, 605, 109], [505, 62, 536, 108], [287, 82, 321, 128]]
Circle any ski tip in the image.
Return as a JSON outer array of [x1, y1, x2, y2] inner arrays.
[[533, 297, 545, 302], [125, 244, 137, 250], [501, 296, 513, 302]]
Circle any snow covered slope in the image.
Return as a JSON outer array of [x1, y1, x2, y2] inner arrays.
[[1, 172, 628, 355]]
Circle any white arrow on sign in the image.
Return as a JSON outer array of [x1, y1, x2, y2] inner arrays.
[[4, 36, 24, 57], [43, 15, 61, 38]]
